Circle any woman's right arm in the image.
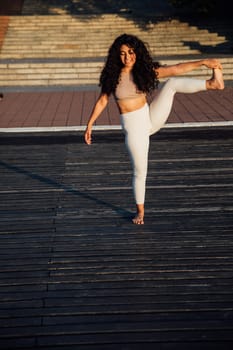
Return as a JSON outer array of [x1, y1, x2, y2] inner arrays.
[[155, 59, 222, 79], [84, 93, 109, 145]]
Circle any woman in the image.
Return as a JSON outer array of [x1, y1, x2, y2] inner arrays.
[[84, 34, 224, 225]]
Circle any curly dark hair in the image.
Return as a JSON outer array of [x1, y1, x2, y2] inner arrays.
[[99, 34, 160, 96]]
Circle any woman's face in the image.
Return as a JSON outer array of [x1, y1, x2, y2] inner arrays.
[[119, 44, 136, 69]]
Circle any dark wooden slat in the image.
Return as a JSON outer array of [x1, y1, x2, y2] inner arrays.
[[0, 127, 233, 349]]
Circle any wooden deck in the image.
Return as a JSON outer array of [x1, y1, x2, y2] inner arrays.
[[0, 87, 233, 129], [0, 127, 233, 349]]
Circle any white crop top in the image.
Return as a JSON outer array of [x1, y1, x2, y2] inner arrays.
[[114, 71, 146, 101]]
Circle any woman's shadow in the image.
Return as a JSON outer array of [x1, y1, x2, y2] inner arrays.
[[0, 159, 132, 221]]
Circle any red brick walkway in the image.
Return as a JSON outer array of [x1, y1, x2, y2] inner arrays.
[[0, 88, 232, 130], [0, 16, 9, 52], [0, 1, 24, 52]]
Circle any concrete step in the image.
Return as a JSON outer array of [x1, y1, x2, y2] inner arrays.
[[0, 57, 232, 88], [1, 15, 232, 59], [5, 16, 231, 33], [3, 34, 226, 41], [5, 15, 233, 30], [0, 44, 229, 59], [1, 49, 218, 59], [0, 12, 232, 88]]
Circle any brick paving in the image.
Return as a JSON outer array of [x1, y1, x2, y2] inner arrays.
[[0, 87, 232, 130], [0, 1, 232, 131]]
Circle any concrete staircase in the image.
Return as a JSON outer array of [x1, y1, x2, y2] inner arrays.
[[0, 6, 233, 89]]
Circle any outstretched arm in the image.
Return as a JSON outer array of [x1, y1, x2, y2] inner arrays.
[[84, 93, 109, 145], [156, 58, 222, 79]]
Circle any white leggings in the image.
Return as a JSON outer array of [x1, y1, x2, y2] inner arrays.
[[120, 77, 206, 204]]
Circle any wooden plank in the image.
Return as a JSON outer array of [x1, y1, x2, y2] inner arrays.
[[0, 127, 233, 349]]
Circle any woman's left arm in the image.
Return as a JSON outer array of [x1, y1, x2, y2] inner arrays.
[[156, 58, 222, 79]]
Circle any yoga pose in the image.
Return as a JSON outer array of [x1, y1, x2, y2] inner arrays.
[[84, 34, 224, 225]]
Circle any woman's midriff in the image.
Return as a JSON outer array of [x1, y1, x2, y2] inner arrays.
[[117, 96, 147, 114]]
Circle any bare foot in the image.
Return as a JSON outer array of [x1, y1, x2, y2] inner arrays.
[[132, 214, 144, 225], [207, 68, 224, 90], [133, 204, 144, 225]]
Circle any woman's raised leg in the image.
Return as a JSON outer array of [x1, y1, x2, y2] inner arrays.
[[149, 68, 224, 135], [149, 77, 206, 135]]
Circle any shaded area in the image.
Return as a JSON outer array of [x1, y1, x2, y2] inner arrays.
[[21, 0, 175, 16], [0, 158, 130, 218], [169, 0, 232, 17], [182, 39, 233, 55], [181, 16, 233, 54], [0, 0, 232, 63], [0, 0, 24, 15], [20, 0, 233, 55]]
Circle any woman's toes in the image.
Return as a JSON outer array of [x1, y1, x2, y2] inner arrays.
[[132, 215, 144, 225]]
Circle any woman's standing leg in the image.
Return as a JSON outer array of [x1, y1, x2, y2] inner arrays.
[[121, 105, 152, 224]]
